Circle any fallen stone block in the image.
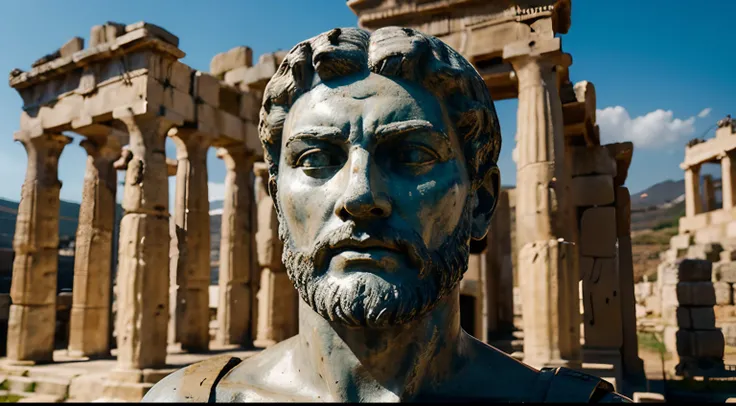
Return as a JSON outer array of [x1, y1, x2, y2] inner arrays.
[[676, 282, 716, 306]]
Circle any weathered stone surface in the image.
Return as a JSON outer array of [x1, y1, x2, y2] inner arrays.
[[68, 134, 121, 358], [7, 131, 72, 363], [715, 261, 736, 282], [125, 21, 179, 47], [715, 281, 733, 305], [579, 207, 617, 258], [686, 243, 723, 262], [676, 307, 716, 330], [570, 175, 614, 207], [670, 234, 693, 250], [580, 256, 622, 349], [676, 282, 717, 306], [570, 146, 617, 177], [114, 115, 172, 372], [216, 146, 257, 347], [169, 128, 212, 352], [60, 37, 84, 58], [676, 329, 725, 359], [210, 46, 253, 77], [604, 142, 633, 187]]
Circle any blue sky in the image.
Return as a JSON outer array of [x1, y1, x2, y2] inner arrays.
[[0, 0, 733, 206]]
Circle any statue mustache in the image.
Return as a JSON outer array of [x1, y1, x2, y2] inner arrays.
[[309, 221, 430, 277]]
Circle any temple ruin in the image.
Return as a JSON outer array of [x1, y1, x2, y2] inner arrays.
[[0, 0, 647, 401]]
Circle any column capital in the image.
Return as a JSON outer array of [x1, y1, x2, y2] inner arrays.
[[13, 130, 72, 149], [168, 127, 213, 160], [79, 136, 123, 162], [216, 144, 257, 170], [503, 37, 572, 68]]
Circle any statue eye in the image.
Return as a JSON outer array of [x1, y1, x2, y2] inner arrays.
[[296, 148, 339, 168], [396, 146, 438, 165]]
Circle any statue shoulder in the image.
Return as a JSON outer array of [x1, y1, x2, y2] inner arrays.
[[532, 367, 633, 403], [142, 355, 243, 402]]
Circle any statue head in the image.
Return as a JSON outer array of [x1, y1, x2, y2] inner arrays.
[[258, 27, 501, 329]]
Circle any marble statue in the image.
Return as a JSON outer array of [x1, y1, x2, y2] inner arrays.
[[143, 26, 630, 403]]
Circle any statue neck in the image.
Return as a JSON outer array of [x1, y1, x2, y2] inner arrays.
[[295, 286, 465, 402]]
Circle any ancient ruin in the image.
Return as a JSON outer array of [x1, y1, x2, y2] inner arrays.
[[349, 0, 643, 393], [0, 0, 650, 401], [641, 117, 736, 379]]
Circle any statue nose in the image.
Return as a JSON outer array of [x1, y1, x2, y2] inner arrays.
[[335, 148, 392, 220]]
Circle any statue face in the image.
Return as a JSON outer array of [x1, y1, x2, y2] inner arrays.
[[276, 72, 473, 328]]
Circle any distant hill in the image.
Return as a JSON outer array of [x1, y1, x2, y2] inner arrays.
[[0, 198, 87, 250], [631, 179, 685, 210]]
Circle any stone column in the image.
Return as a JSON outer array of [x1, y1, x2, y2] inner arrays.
[[216, 145, 256, 347], [68, 135, 122, 358], [702, 174, 716, 212], [254, 161, 298, 346], [721, 153, 736, 210], [485, 190, 514, 337], [615, 186, 646, 383], [7, 131, 72, 363], [168, 128, 211, 352], [504, 37, 580, 368], [113, 114, 172, 371], [684, 165, 702, 218]]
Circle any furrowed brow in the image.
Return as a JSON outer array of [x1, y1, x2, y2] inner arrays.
[[285, 126, 347, 147], [374, 120, 449, 142]]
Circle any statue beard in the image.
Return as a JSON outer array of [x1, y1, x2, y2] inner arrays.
[[279, 198, 473, 329]]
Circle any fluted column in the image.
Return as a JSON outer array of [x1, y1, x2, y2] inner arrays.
[[68, 135, 122, 358], [504, 37, 580, 369], [253, 162, 298, 347], [114, 115, 172, 371], [168, 128, 211, 352], [7, 131, 72, 363], [216, 145, 257, 347], [684, 165, 702, 218]]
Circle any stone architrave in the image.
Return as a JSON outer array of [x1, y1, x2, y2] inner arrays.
[[216, 145, 257, 347], [254, 162, 298, 346], [68, 135, 122, 358], [684, 165, 702, 218], [114, 114, 173, 371], [7, 131, 72, 363], [504, 37, 580, 368], [169, 128, 212, 352]]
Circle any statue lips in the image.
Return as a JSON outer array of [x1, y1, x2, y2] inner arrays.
[[325, 237, 418, 274]]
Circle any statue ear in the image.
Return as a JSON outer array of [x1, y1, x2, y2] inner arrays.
[[470, 165, 500, 241], [268, 176, 281, 216]]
